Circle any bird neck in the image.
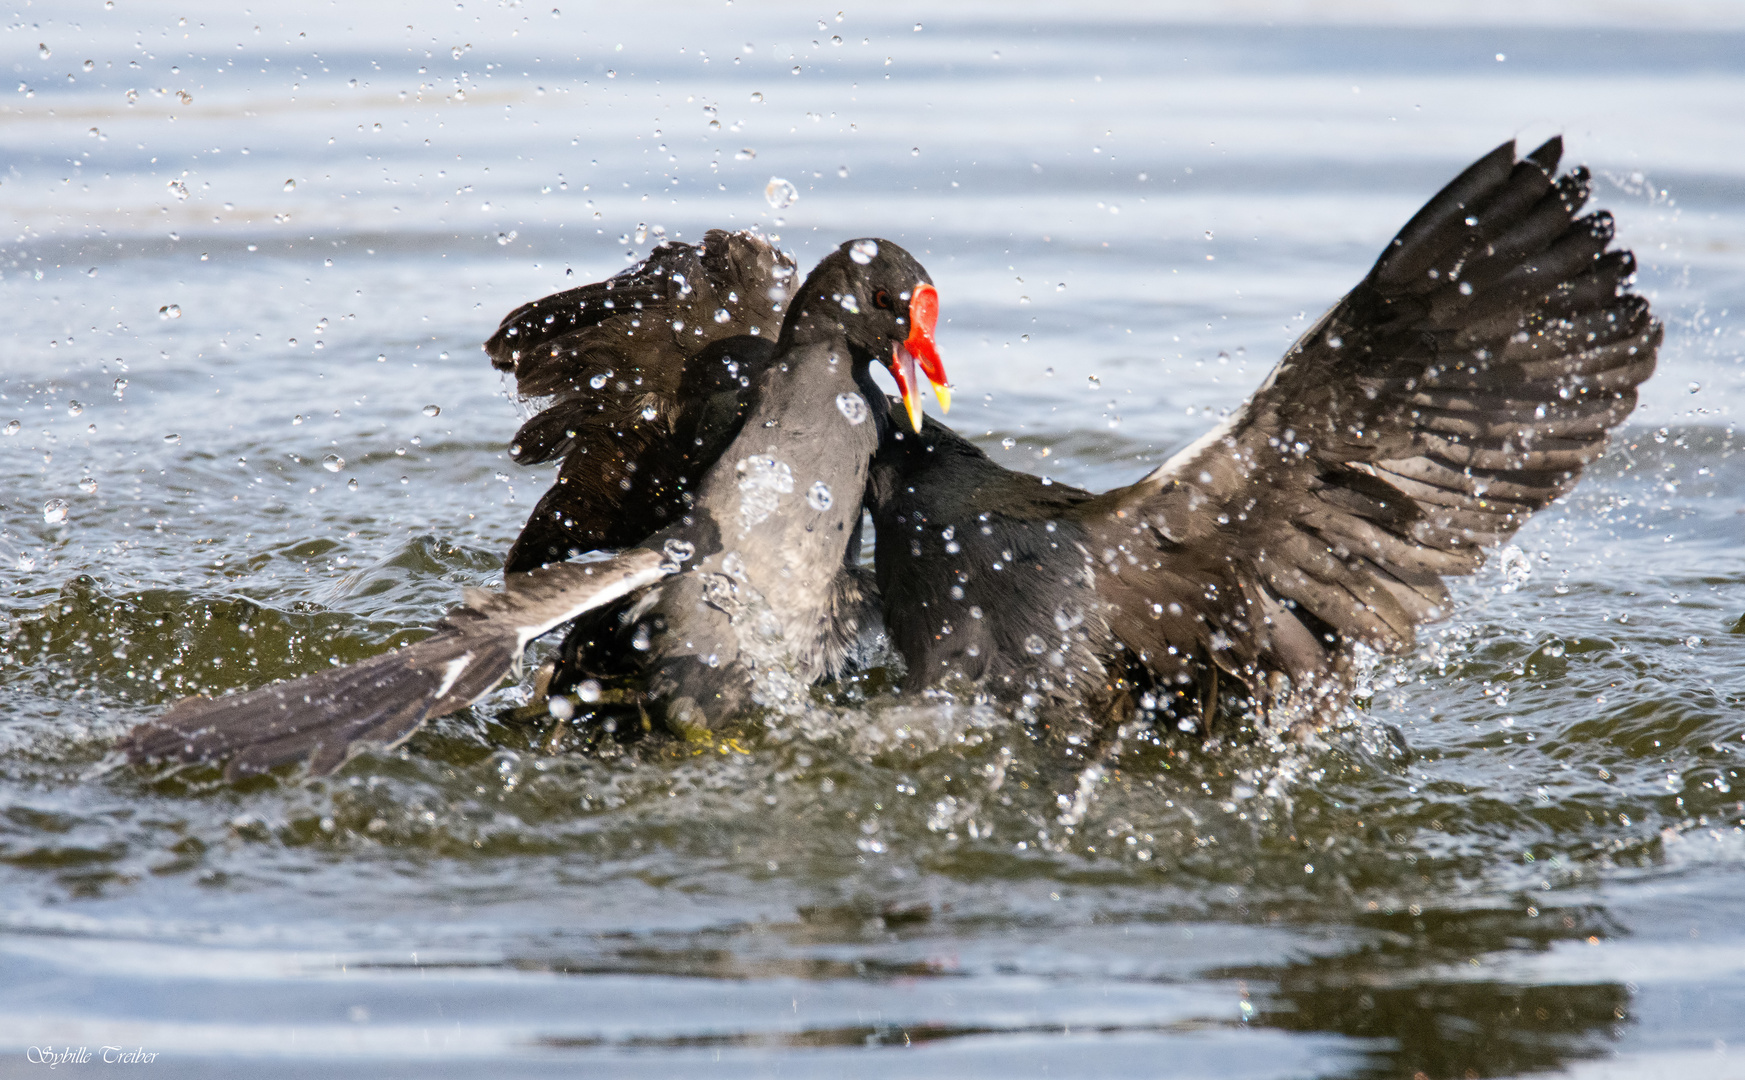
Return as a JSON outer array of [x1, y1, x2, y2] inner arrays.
[[676, 338, 880, 654]]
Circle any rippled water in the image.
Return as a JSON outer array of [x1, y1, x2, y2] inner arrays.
[[3, 3, 1744, 1076]]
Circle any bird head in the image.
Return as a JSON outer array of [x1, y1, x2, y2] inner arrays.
[[797, 238, 950, 432]]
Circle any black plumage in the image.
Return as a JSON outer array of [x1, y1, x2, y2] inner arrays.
[[868, 137, 1658, 737], [487, 230, 796, 572]]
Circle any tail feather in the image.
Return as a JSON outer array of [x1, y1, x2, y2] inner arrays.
[[118, 549, 671, 779]]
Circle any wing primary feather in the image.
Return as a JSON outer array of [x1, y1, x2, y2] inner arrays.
[[118, 549, 671, 779]]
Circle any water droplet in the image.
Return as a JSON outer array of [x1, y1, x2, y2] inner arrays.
[[1023, 634, 1047, 655], [376, 353, 387, 363], [764, 176, 798, 209], [911, 146, 920, 156], [6, 420, 21, 436], [750, 91, 764, 103], [589, 373, 610, 389], [283, 178, 296, 192], [346, 478, 359, 491], [422, 404, 441, 417], [65, 400, 84, 417], [736, 456, 795, 529], [163, 433, 180, 445], [630, 624, 652, 651], [158, 304, 181, 319], [1689, 382, 1702, 394], [713, 308, 732, 324], [78, 477, 97, 494], [322, 454, 344, 472], [112, 378, 128, 397], [38, 43, 50, 59], [15, 553, 34, 571], [807, 481, 833, 511], [1043, 367, 1055, 377], [577, 679, 603, 703], [1086, 375, 1100, 390], [661, 537, 696, 565], [641, 404, 658, 421], [850, 239, 879, 264], [42, 499, 69, 524], [835, 391, 868, 424], [791, 65, 801, 75], [547, 695, 574, 720]]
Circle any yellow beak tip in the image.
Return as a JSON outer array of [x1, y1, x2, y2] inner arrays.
[[932, 383, 952, 414]]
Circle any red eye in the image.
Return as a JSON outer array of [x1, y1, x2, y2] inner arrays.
[[873, 289, 892, 310]]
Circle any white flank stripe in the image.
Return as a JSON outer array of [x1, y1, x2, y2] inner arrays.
[[434, 653, 473, 700], [512, 558, 674, 651]]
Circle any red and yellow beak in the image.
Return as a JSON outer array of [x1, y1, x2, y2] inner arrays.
[[888, 283, 950, 433]]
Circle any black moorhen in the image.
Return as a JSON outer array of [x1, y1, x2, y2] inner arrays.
[[868, 137, 1658, 741], [118, 238, 947, 778]]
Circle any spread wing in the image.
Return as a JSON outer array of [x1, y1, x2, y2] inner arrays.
[[488, 229, 795, 570], [117, 551, 672, 780], [1096, 136, 1659, 704]]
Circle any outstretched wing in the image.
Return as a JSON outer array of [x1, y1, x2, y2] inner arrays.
[[1099, 136, 1658, 700], [488, 229, 795, 571], [118, 551, 672, 780]]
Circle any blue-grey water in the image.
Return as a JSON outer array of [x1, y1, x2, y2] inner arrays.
[[2, 2, 1744, 1076]]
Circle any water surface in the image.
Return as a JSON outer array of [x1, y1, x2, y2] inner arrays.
[[3, 2, 1744, 1076]]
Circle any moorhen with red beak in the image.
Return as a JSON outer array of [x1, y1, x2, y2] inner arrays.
[[118, 238, 948, 778], [869, 137, 1658, 742]]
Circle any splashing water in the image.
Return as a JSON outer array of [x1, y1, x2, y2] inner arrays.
[[736, 455, 794, 531], [835, 392, 869, 424], [764, 177, 798, 210]]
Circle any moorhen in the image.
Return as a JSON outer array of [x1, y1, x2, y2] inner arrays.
[[118, 238, 948, 778], [868, 137, 1658, 744]]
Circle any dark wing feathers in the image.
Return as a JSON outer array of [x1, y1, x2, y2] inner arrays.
[[1096, 137, 1656, 710], [119, 550, 672, 779], [490, 229, 794, 571]]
